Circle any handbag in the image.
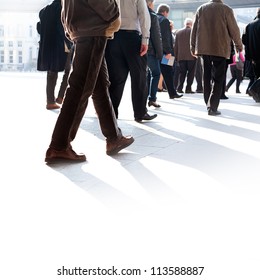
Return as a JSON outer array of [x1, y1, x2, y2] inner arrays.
[[236, 53, 244, 70]]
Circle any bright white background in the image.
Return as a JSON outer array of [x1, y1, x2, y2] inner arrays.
[[1, 72, 260, 280]]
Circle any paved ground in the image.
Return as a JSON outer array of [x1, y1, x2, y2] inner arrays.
[[1, 71, 260, 280]]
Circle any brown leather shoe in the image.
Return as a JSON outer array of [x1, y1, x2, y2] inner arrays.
[[46, 103, 60, 110], [45, 147, 86, 163], [106, 136, 134, 155]]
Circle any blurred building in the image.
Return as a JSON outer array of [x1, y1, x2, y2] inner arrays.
[[0, 0, 49, 71]]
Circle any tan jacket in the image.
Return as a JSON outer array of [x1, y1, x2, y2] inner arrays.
[[191, 0, 243, 59]]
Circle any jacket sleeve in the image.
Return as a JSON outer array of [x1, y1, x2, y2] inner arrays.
[[190, 13, 198, 54], [242, 26, 250, 60], [36, 21, 41, 34], [137, 0, 151, 44], [226, 9, 243, 52]]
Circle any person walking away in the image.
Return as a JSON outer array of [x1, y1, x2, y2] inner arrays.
[[146, 0, 163, 108], [45, 0, 134, 163], [242, 8, 260, 79], [242, 8, 260, 96], [37, 0, 73, 110], [191, 0, 243, 116], [105, 0, 157, 122], [225, 51, 245, 93], [242, 8, 260, 102], [174, 17, 196, 94], [170, 21, 180, 90], [157, 4, 183, 100]]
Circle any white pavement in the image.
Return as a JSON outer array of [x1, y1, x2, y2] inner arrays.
[[1, 71, 260, 280]]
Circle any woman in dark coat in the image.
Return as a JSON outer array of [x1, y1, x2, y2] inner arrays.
[[37, 0, 72, 109]]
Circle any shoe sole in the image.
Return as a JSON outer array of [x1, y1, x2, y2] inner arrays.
[[46, 106, 60, 110], [170, 95, 183, 99], [148, 103, 161, 108], [143, 116, 157, 121], [106, 138, 135, 156], [45, 156, 86, 164], [135, 114, 158, 122], [208, 112, 221, 116]]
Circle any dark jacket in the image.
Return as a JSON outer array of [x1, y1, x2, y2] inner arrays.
[[37, 0, 71, 72], [242, 16, 260, 62], [157, 13, 174, 55], [147, 7, 163, 60], [61, 0, 120, 41]]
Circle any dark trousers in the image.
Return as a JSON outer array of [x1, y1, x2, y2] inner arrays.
[[49, 37, 121, 150], [195, 57, 203, 91], [202, 55, 227, 111], [46, 50, 72, 104], [245, 60, 257, 93], [220, 61, 229, 98], [105, 30, 148, 119], [253, 61, 260, 79], [160, 63, 177, 98], [226, 65, 243, 92], [177, 60, 196, 91], [147, 54, 161, 102], [173, 62, 180, 89]]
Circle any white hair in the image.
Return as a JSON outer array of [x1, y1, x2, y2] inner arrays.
[[184, 18, 193, 26]]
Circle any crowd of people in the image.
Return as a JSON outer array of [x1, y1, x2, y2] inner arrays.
[[36, 0, 260, 163]]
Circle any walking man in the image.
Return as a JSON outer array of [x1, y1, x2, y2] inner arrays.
[[45, 0, 134, 163], [191, 0, 243, 116]]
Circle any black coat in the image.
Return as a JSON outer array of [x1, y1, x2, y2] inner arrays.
[[157, 13, 174, 56], [37, 0, 71, 72], [148, 7, 163, 60], [242, 16, 260, 62]]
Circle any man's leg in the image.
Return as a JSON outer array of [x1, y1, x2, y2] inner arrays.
[[209, 56, 227, 111], [253, 61, 260, 79], [202, 55, 212, 106], [147, 55, 161, 102], [46, 71, 58, 104], [49, 37, 107, 150], [160, 64, 179, 98], [186, 60, 196, 92], [177, 61, 187, 92], [105, 32, 129, 118], [57, 50, 73, 102], [92, 55, 122, 141], [195, 57, 203, 92], [123, 31, 148, 120]]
